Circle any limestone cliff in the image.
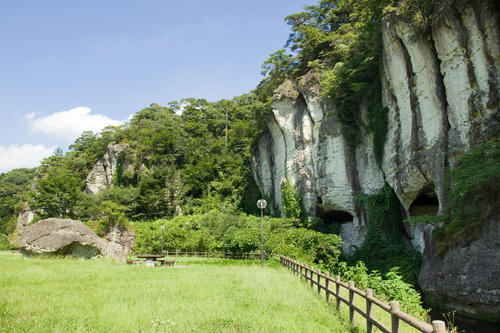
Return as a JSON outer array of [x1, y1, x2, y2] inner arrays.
[[254, 0, 498, 243], [253, 74, 385, 253], [85, 143, 132, 195], [253, 0, 499, 320]]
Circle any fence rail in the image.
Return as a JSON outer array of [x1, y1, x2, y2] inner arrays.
[[162, 251, 271, 260], [280, 255, 447, 333]]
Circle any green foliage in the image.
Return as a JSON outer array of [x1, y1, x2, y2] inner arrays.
[[365, 82, 389, 167], [0, 168, 35, 236], [86, 200, 130, 236], [29, 167, 85, 219], [0, 234, 11, 250], [258, 0, 395, 159], [334, 261, 428, 318], [353, 184, 421, 285], [268, 228, 342, 272], [25, 92, 269, 222], [404, 214, 446, 225], [132, 211, 342, 271], [436, 139, 500, 253], [281, 179, 304, 220]]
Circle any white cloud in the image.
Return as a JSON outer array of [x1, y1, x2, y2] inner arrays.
[[0, 144, 56, 173], [25, 106, 123, 141]]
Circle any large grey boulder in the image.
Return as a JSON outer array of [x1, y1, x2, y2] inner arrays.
[[418, 217, 500, 322], [19, 218, 126, 261]]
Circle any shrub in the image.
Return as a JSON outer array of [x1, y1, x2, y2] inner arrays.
[[132, 211, 342, 270], [281, 179, 304, 220], [334, 261, 428, 319]]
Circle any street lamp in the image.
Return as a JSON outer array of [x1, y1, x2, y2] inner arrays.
[[256, 199, 267, 267], [161, 225, 166, 256]]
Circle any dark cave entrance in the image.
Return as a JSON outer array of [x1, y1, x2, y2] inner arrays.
[[321, 209, 354, 223], [409, 185, 439, 216], [315, 197, 354, 233]]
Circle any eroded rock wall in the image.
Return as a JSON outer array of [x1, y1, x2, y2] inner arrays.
[[253, 0, 498, 240], [253, 0, 499, 321], [85, 143, 132, 195], [252, 74, 385, 247]]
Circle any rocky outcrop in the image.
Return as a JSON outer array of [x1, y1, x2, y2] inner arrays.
[[85, 143, 132, 195], [253, 0, 498, 244], [418, 217, 500, 321], [104, 226, 135, 254], [381, 1, 499, 217], [19, 218, 126, 261], [252, 0, 499, 321], [252, 75, 385, 255], [16, 202, 34, 230], [252, 75, 385, 223]]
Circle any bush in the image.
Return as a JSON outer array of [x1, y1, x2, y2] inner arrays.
[[334, 261, 428, 319], [0, 234, 11, 250], [353, 184, 421, 284], [86, 201, 130, 236], [132, 211, 342, 270]]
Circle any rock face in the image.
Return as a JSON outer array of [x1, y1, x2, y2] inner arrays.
[[19, 218, 126, 261], [418, 217, 500, 321], [85, 143, 132, 195], [252, 0, 499, 321], [252, 75, 385, 254], [104, 226, 135, 254]]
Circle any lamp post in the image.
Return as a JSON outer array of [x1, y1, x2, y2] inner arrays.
[[161, 225, 165, 256], [256, 199, 267, 267]]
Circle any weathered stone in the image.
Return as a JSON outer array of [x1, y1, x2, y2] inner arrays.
[[19, 218, 126, 261], [104, 226, 135, 254], [418, 217, 500, 321], [252, 0, 499, 323], [85, 143, 133, 195], [252, 80, 385, 224]]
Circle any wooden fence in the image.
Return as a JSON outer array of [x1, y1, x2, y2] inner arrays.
[[162, 251, 271, 260], [280, 256, 447, 333]]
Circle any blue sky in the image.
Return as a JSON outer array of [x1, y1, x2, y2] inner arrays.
[[0, 0, 313, 173]]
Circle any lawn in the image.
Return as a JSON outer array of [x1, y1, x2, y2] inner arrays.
[[0, 252, 351, 332]]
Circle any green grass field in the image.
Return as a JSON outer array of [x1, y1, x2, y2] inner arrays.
[[0, 252, 352, 332]]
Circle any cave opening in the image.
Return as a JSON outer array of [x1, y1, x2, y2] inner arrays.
[[409, 185, 439, 217], [313, 197, 354, 234], [321, 209, 354, 223]]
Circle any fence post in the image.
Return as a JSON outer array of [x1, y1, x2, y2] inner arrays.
[[348, 281, 355, 326], [317, 270, 322, 295], [366, 288, 373, 333], [325, 272, 330, 303], [300, 264, 303, 278], [335, 276, 341, 310], [310, 267, 314, 287], [390, 301, 400, 333], [432, 320, 446, 333], [176, 249, 179, 257]]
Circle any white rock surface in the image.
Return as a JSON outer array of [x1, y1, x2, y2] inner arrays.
[[85, 143, 131, 195], [253, 2, 499, 255]]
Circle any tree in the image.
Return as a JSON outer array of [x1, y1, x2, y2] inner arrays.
[[30, 168, 84, 219]]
